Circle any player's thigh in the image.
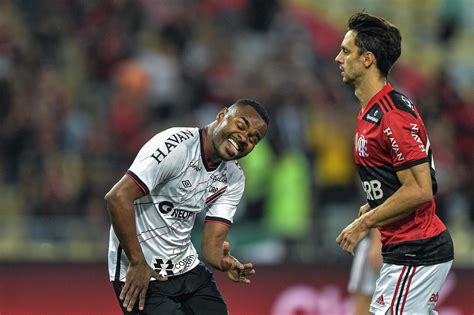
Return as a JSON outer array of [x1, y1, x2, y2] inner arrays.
[[370, 261, 452, 314], [112, 280, 184, 315], [181, 268, 228, 315]]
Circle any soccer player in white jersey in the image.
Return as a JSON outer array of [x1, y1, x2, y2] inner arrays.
[[105, 99, 269, 314]]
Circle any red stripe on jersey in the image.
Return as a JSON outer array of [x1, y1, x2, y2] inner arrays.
[[400, 266, 417, 314], [379, 100, 389, 113], [205, 219, 231, 227], [126, 172, 148, 195], [390, 265, 407, 314], [205, 186, 228, 204]]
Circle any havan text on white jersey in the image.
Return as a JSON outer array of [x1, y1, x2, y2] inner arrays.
[[108, 127, 245, 281]]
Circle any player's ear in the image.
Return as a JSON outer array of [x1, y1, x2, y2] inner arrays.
[[216, 107, 228, 122], [363, 51, 375, 68]]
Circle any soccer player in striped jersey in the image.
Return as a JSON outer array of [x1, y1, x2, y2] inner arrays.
[[335, 13, 454, 315], [105, 99, 268, 314]]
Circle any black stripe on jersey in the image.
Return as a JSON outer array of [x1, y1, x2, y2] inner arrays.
[[362, 104, 384, 125], [379, 100, 389, 113], [388, 91, 417, 118], [393, 157, 429, 172], [380, 97, 392, 112], [126, 170, 150, 195], [395, 266, 412, 315], [205, 216, 232, 226], [382, 95, 395, 111], [114, 245, 122, 282], [382, 230, 454, 266], [199, 128, 220, 172]]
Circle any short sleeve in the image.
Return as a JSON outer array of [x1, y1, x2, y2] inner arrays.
[[127, 131, 187, 194], [382, 111, 429, 171], [205, 168, 245, 226]]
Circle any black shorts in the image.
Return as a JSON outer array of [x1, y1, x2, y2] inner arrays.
[[112, 263, 228, 315]]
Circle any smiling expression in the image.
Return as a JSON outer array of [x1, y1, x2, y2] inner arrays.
[[211, 105, 268, 161]]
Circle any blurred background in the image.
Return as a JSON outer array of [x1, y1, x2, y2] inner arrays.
[[0, 0, 472, 314]]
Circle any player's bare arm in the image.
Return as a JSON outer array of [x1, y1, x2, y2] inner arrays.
[[105, 175, 167, 312], [337, 162, 433, 255], [202, 221, 255, 284], [360, 162, 433, 227]]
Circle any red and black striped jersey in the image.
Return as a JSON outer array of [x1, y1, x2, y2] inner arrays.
[[354, 83, 453, 266]]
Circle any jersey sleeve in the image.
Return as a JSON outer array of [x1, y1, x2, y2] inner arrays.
[[205, 167, 245, 226], [126, 131, 187, 194], [381, 110, 429, 171]]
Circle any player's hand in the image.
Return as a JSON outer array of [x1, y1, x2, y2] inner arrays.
[[220, 241, 255, 284], [336, 218, 369, 256], [120, 261, 168, 312], [358, 203, 371, 217]]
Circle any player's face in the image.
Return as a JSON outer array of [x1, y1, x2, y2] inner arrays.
[[335, 30, 366, 85], [212, 105, 267, 161]]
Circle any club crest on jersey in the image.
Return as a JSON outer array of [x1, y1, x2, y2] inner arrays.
[[153, 258, 174, 277], [356, 133, 369, 157]]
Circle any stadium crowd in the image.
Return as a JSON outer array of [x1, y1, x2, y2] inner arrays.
[[0, 0, 472, 264]]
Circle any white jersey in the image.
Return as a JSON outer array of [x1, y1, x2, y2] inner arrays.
[[108, 127, 245, 281]]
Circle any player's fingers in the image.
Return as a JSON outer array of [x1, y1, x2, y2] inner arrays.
[[126, 287, 140, 312], [336, 233, 343, 244], [119, 281, 130, 300], [238, 275, 251, 284], [242, 262, 253, 269], [138, 285, 148, 311], [122, 285, 135, 309]]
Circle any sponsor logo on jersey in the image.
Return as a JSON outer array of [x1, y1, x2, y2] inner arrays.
[[209, 186, 218, 193], [152, 129, 194, 164], [153, 258, 174, 277], [362, 179, 383, 200], [356, 133, 369, 157], [182, 180, 192, 188], [210, 173, 227, 183], [188, 159, 201, 172], [375, 294, 385, 306], [410, 124, 426, 153], [401, 95, 415, 111], [383, 127, 404, 161], [428, 292, 439, 303], [174, 255, 196, 273], [366, 113, 379, 124], [158, 201, 195, 220]]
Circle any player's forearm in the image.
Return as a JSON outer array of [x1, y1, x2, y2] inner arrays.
[[106, 195, 146, 264], [201, 241, 225, 271], [361, 184, 432, 228]]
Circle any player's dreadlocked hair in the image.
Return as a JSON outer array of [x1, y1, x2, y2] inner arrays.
[[348, 12, 402, 78], [234, 99, 270, 126]]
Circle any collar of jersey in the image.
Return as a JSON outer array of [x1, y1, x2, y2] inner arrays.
[[359, 83, 393, 118], [199, 128, 221, 172]]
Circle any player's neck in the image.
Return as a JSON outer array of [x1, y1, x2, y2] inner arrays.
[[355, 76, 387, 111], [202, 125, 222, 164]]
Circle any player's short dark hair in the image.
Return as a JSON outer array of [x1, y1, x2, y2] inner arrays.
[[348, 12, 401, 77], [234, 99, 270, 126]]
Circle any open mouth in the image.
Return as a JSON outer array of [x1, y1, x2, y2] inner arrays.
[[228, 138, 240, 152]]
